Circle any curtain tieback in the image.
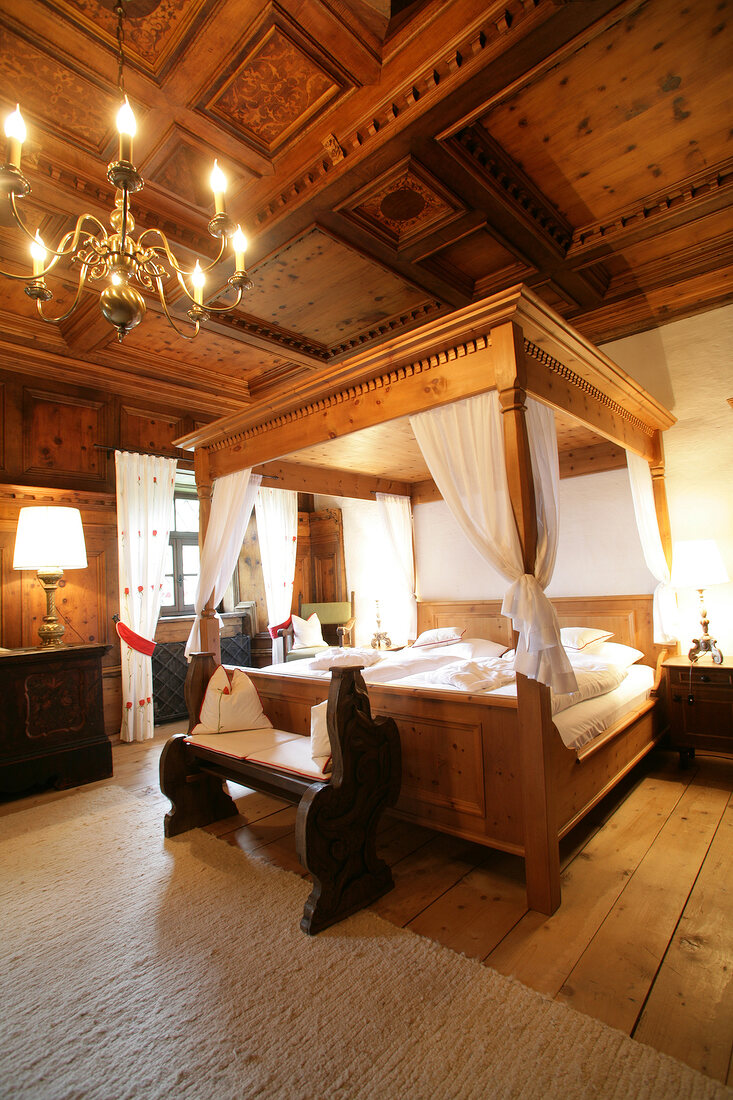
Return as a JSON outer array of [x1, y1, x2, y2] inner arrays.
[[115, 619, 156, 656]]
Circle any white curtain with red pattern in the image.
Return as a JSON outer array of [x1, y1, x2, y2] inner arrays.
[[116, 451, 177, 743]]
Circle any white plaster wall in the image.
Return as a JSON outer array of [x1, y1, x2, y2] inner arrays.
[[601, 305, 733, 654], [414, 468, 657, 600]]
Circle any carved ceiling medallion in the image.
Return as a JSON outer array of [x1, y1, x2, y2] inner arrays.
[[338, 159, 465, 251]]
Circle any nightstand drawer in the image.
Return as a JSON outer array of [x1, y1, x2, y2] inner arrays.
[[667, 665, 733, 688]]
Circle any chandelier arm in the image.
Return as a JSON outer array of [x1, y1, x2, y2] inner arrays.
[[155, 276, 200, 340], [34, 262, 92, 324], [136, 228, 227, 275], [196, 286, 244, 314], [2, 195, 109, 279]]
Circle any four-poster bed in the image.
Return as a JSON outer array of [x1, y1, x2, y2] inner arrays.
[[173, 285, 677, 915]]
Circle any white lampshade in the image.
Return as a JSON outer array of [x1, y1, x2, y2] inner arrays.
[[670, 539, 729, 590], [13, 506, 87, 572]]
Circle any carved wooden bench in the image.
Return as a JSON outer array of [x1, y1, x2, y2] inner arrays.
[[159, 652, 401, 935]]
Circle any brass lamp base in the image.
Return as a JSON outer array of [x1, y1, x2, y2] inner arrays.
[[36, 570, 66, 647], [688, 588, 723, 664]]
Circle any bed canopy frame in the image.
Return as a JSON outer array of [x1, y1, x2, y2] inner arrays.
[[174, 283, 676, 915]]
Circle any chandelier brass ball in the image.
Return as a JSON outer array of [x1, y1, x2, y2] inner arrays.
[[100, 283, 146, 341]]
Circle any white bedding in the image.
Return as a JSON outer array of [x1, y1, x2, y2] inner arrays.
[[247, 641, 655, 752]]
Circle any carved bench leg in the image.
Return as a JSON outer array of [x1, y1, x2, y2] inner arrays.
[[160, 734, 238, 838], [296, 667, 401, 935]]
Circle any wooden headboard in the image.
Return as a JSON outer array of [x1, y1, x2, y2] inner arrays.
[[417, 594, 665, 668]]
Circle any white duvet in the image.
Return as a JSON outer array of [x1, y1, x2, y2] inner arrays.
[[253, 639, 651, 751], [259, 641, 626, 712]]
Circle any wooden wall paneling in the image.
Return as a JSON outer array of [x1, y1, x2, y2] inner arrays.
[[23, 388, 108, 487], [236, 510, 268, 636], [119, 406, 186, 458], [0, 380, 5, 474], [309, 508, 347, 603], [293, 510, 312, 610]]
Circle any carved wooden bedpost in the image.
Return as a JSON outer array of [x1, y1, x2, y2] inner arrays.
[[650, 431, 679, 671], [194, 447, 221, 664], [296, 666, 401, 935], [494, 320, 561, 917]]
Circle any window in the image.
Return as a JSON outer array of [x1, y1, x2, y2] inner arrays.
[[160, 472, 200, 616]]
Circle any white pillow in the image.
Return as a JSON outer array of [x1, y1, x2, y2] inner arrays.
[[199, 665, 273, 733], [310, 699, 331, 770], [447, 637, 509, 661], [582, 641, 644, 669], [560, 626, 614, 651], [291, 612, 327, 650], [310, 646, 381, 670], [412, 627, 466, 649]]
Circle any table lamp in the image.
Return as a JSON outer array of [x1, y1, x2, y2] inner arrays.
[[13, 506, 88, 647], [670, 539, 729, 664]]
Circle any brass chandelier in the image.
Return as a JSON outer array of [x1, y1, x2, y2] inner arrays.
[[0, 1, 253, 342]]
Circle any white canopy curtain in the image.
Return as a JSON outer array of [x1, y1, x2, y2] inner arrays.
[[185, 469, 262, 658], [410, 391, 577, 694], [626, 450, 678, 643], [116, 451, 177, 742], [376, 492, 418, 643], [254, 486, 298, 662]]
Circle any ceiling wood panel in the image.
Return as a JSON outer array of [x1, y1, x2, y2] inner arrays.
[[0, 0, 729, 417]]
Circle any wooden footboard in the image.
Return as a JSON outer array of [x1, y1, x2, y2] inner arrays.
[[245, 670, 663, 860]]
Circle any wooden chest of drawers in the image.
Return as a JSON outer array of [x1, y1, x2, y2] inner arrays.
[[663, 656, 733, 764], [0, 643, 112, 796]]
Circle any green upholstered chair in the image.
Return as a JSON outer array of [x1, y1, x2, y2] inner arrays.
[[280, 592, 356, 662]]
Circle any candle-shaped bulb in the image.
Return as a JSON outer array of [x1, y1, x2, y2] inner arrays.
[[210, 159, 227, 214], [4, 104, 26, 169], [30, 230, 46, 277], [116, 96, 136, 163], [192, 260, 205, 305], [232, 226, 247, 271]]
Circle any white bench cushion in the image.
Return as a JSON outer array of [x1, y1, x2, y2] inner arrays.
[[185, 727, 329, 782]]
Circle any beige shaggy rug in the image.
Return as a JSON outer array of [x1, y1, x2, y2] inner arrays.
[[0, 785, 730, 1100]]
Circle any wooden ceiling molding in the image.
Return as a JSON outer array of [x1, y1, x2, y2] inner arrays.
[[336, 156, 466, 251]]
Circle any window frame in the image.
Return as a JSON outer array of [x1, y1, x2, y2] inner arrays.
[[159, 474, 201, 619]]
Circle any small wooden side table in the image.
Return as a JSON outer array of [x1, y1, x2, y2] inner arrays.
[[663, 655, 733, 766], [0, 643, 112, 797]]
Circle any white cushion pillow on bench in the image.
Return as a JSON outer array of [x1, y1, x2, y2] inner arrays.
[[310, 699, 331, 771], [197, 665, 272, 733]]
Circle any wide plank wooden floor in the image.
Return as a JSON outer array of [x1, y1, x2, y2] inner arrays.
[[3, 730, 732, 1087]]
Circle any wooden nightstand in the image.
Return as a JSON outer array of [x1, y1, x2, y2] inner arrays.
[[663, 655, 733, 766]]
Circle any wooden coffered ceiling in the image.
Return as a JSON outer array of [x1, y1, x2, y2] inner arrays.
[[0, 0, 731, 428]]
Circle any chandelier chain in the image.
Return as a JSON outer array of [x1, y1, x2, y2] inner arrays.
[[114, 1, 126, 96]]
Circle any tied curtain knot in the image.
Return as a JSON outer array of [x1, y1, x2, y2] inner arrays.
[[502, 574, 578, 695]]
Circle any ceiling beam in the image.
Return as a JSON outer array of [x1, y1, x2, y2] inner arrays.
[[256, 458, 412, 500]]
